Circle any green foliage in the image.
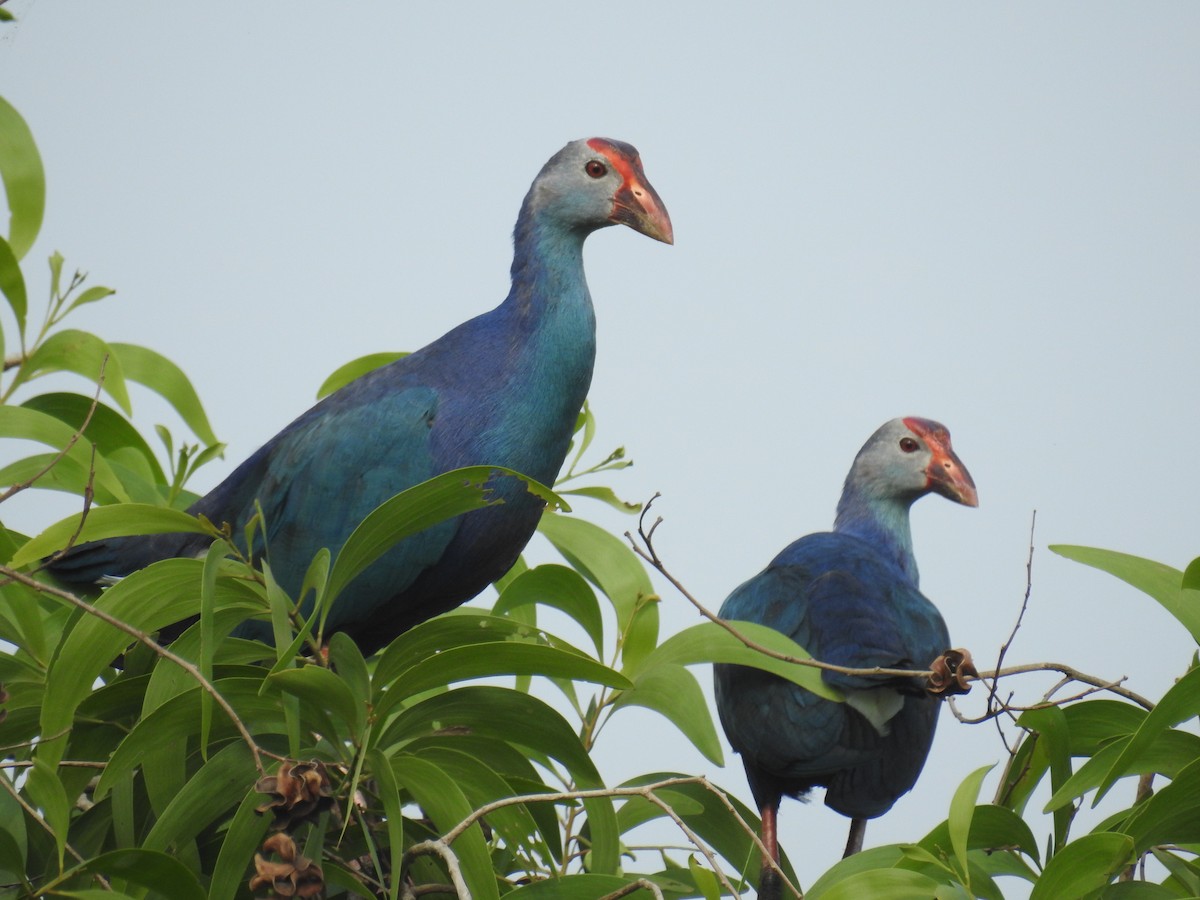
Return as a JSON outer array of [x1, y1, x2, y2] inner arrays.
[[3, 92, 1199, 899], [0, 95, 789, 898]]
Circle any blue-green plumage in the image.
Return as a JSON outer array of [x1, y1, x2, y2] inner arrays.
[[49, 137, 672, 654], [713, 417, 976, 892]]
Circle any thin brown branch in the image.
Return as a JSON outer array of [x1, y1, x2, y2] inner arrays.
[[597, 879, 665, 900], [401, 839, 471, 899], [434, 775, 793, 899], [983, 511, 1038, 748], [2, 353, 26, 372], [627, 495, 939, 682], [0, 565, 275, 774], [0, 769, 109, 889], [632, 496, 1155, 725]]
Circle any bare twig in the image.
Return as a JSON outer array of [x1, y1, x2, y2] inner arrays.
[[627, 496, 940, 682], [422, 775, 790, 899], [632, 495, 1156, 722], [0, 565, 276, 774], [982, 511, 1038, 748], [401, 839, 471, 899], [598, 879, 665, 900], [0, 770, 109, 889]]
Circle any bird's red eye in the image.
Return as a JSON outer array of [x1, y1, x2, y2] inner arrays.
[[585, 160, 607, 178], [899, 437, 920, 453]]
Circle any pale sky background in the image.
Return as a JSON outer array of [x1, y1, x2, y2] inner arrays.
[[2, 3, 1199, 895]]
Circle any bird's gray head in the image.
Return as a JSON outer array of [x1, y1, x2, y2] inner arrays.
[[847, 417, 978, 508], [526, 138, 673, 244]]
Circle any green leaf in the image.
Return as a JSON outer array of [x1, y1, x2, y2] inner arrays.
[[0, 404, 130, 504], [1122, 756, 1200, 854], [636, 619, 841, 700], [391, 754, 502, 900], [1044, 729, 1200, 812], [9, 503, 209, 568], [23, 391, 167, 484], [327, 631, 370, 709], [689, 854, 721, 900], [14, 328, 132, 414], [813, 868, 944, 900], [0, 236, 27, 342], [24, 759, 70, 865], [316, 350, 407, 399], [1029, 832, 1133, 900], [207, 789, 272, 900], [365, 748, 406, 900], [537, 512, 658, 670], [374, 639, 631, 725], [493, 564, 604, 656], [53, 848, 207, 900], [612, 663, 724, 765], [95, 678, 290, 799], [921, 804, 1041, 864], [1051, 545, 1200, 644], [1017, 706, 1075, 850], [557, 485, 641, 513], [0, 97, 45, 261], [948, 765, 995, 882], [807, 845, 910, 899], [269, 665, 364, 740], [142, 741, 257, 853], [326, 465, 564, 604], [379, 686, 619, 873], [64, 284, 115, 315], [1094, 666, 1200, 803], [37, 562, 262, 769], [110, 342, 219, 445]]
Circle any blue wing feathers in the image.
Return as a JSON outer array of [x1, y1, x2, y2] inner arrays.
[[714, 531, 949, 818]]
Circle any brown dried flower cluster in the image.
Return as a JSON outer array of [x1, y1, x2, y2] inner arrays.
[[255, 759, 337, 831], [927, 647, 978, 695], [249, 832, 324, 898]]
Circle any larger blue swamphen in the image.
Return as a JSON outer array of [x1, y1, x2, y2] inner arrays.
[[49, 138, 672, 655], [713, 417, 977, 898]]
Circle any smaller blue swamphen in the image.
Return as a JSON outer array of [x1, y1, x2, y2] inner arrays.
[[48, 138, 672, 655], [713, 417, 977, 898]]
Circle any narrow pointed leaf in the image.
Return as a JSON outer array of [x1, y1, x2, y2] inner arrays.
[[948, 765, 995, 882], [537, 512, 658, 669], [636, 619, 841, 700], [1051, 545, 1200, 644], [0, 236, 27, 339], [493, 564, 604, 656], [612, 663, 724, 764], [391, 754, 502, 900], [0, 405, 130, 504], [110, 342, 218, 445], [0, 97, 45, 260], [10, 503, 208, 568], [1028, 832, 1133, 900], [1094, 666, 1200, 803], [16, 329, 132, 414], [326, 465, 564, 603], [316, 351, 407, 399]]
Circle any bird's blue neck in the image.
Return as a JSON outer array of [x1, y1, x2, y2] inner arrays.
[[833, 489, 920, 586], [477, 204, 597, 483]]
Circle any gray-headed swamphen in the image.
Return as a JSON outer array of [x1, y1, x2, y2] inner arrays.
[[48, 138, 672, 655], [713, 417, 977, 898]]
